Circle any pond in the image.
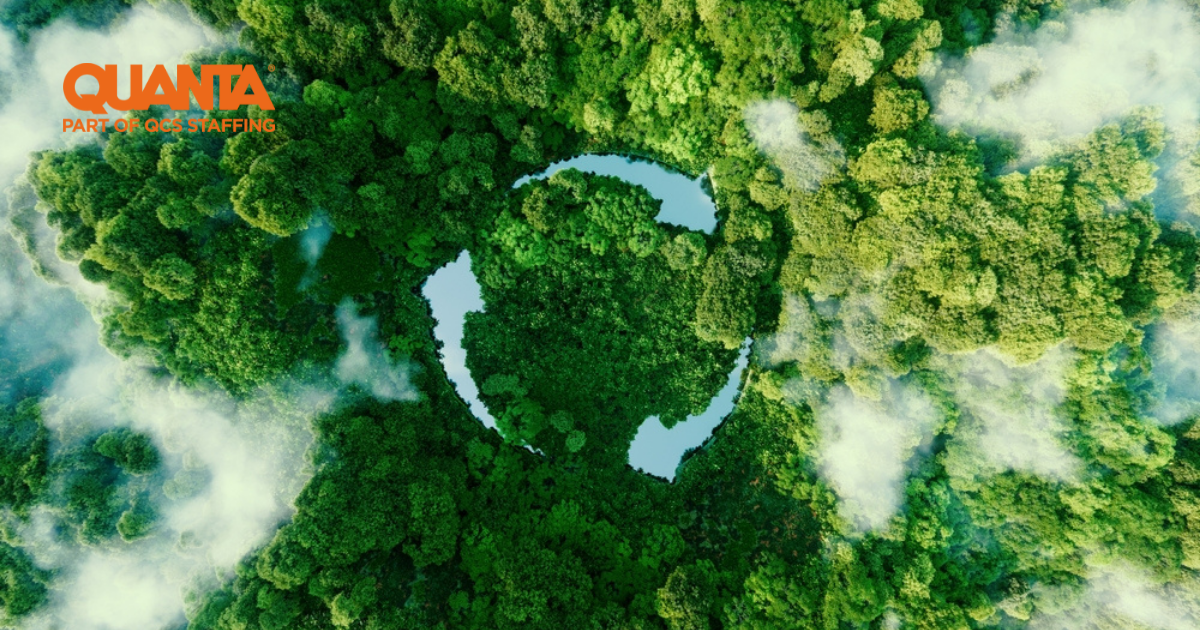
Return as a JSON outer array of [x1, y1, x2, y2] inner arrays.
[[423, 155, 745, 479], [627, 342, 750, 480], [422, 252, 496, 429], [513, 154, 718, 233]]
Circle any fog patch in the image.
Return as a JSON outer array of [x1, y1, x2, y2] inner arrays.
[[0, 3, 217, 186], [0, 2, 219, 316], [300, 217, 333, 266], [0, 9, 322, 626], [744, 99, 845, 192], [756, 293, 824, 368], [294, 215, 333, 291], [0, 5, 357, 628], [815, 381, 938, 533], [923, 0, 1200, 161], [1027, 564, 1200, 630], [944, 346, 1081, 482], [11, 352, 329, 630], [41, 554, 186, 630], [335, 299, 419, 402], [2, 288, 418, 630], [0, 220, 100, 404], [4, 178, 106, 301], [123, 380, 326, 567], [1147, 319, 1200, 425]]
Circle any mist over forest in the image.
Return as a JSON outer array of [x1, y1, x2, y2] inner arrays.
[[3, 0, 1200, 628]]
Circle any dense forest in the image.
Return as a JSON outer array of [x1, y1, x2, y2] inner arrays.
[[3, 0, 1200, 628]]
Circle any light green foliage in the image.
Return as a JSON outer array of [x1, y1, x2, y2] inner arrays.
[[565, 430, 587, 452], [876, 0, 925, 20], [781, 116, 1194, 366], [663, 232, 709, 270], [892, 20, 942, 78], [116, 497, 157, 541], [1067, 114, 1164, 207], [230, 141, 320, 236], [815, 10, 885, 102], [869, 83, 929, 133], [330, 577, 377, 627], [629, 42, 714, 117], [142, 254, 197, 301]]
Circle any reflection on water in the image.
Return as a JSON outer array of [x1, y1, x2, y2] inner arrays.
[[514, 154, 717, 233]]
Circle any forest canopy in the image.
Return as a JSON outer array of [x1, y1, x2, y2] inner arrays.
[[3, 0, 1200, 628]]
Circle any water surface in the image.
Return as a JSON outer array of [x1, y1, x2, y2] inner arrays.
[[627, 343, 750, 480], [515, 154, 717, 233], [422, 253, 495, 428]]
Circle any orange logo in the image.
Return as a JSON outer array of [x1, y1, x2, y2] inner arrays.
[[63, 64, 274, 115]]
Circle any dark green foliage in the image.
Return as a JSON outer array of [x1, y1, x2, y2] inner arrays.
[[93, 428, 160, 475], [0, 400, 163, 549], [271, 232, 388, 313], [56, 443, 125, 544], [0, 543, 50, 623], [464, 173, 737, 461], [0, 400, 49, 514], [6, 421, 166, 546], [116, 495, 157, 541]]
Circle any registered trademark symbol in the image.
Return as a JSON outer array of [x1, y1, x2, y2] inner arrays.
[[268, 64, 276, 72]]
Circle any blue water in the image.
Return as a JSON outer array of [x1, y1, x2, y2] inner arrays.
[[422, 253, 495, 429], [425, 156, 742, 478], [514, 154, 718, 233], [628, 343, 750, 480]]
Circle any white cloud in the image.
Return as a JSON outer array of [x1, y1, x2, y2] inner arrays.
[[744, 99, 845, 191], [945, 346, 1081, 482], [1028, 564, 1200, 630], [46, 554, 191, 630], [1147, 318, 1200, 425], [295, 215, 333, 291], [0, 6, 362, 629], [756, 293, 823, 368], [0, 3, 220, 186], [336, 299, 419, 402], [16, 355, 328, 630], [0, 2, 226, 317], [923, 0, 1200, 160], [0, 230, 102, 405], [5, 179, 107, 300], [816, 381, 938, 532], [124, 380, 323, 567], [300, 217, 333, 267]]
